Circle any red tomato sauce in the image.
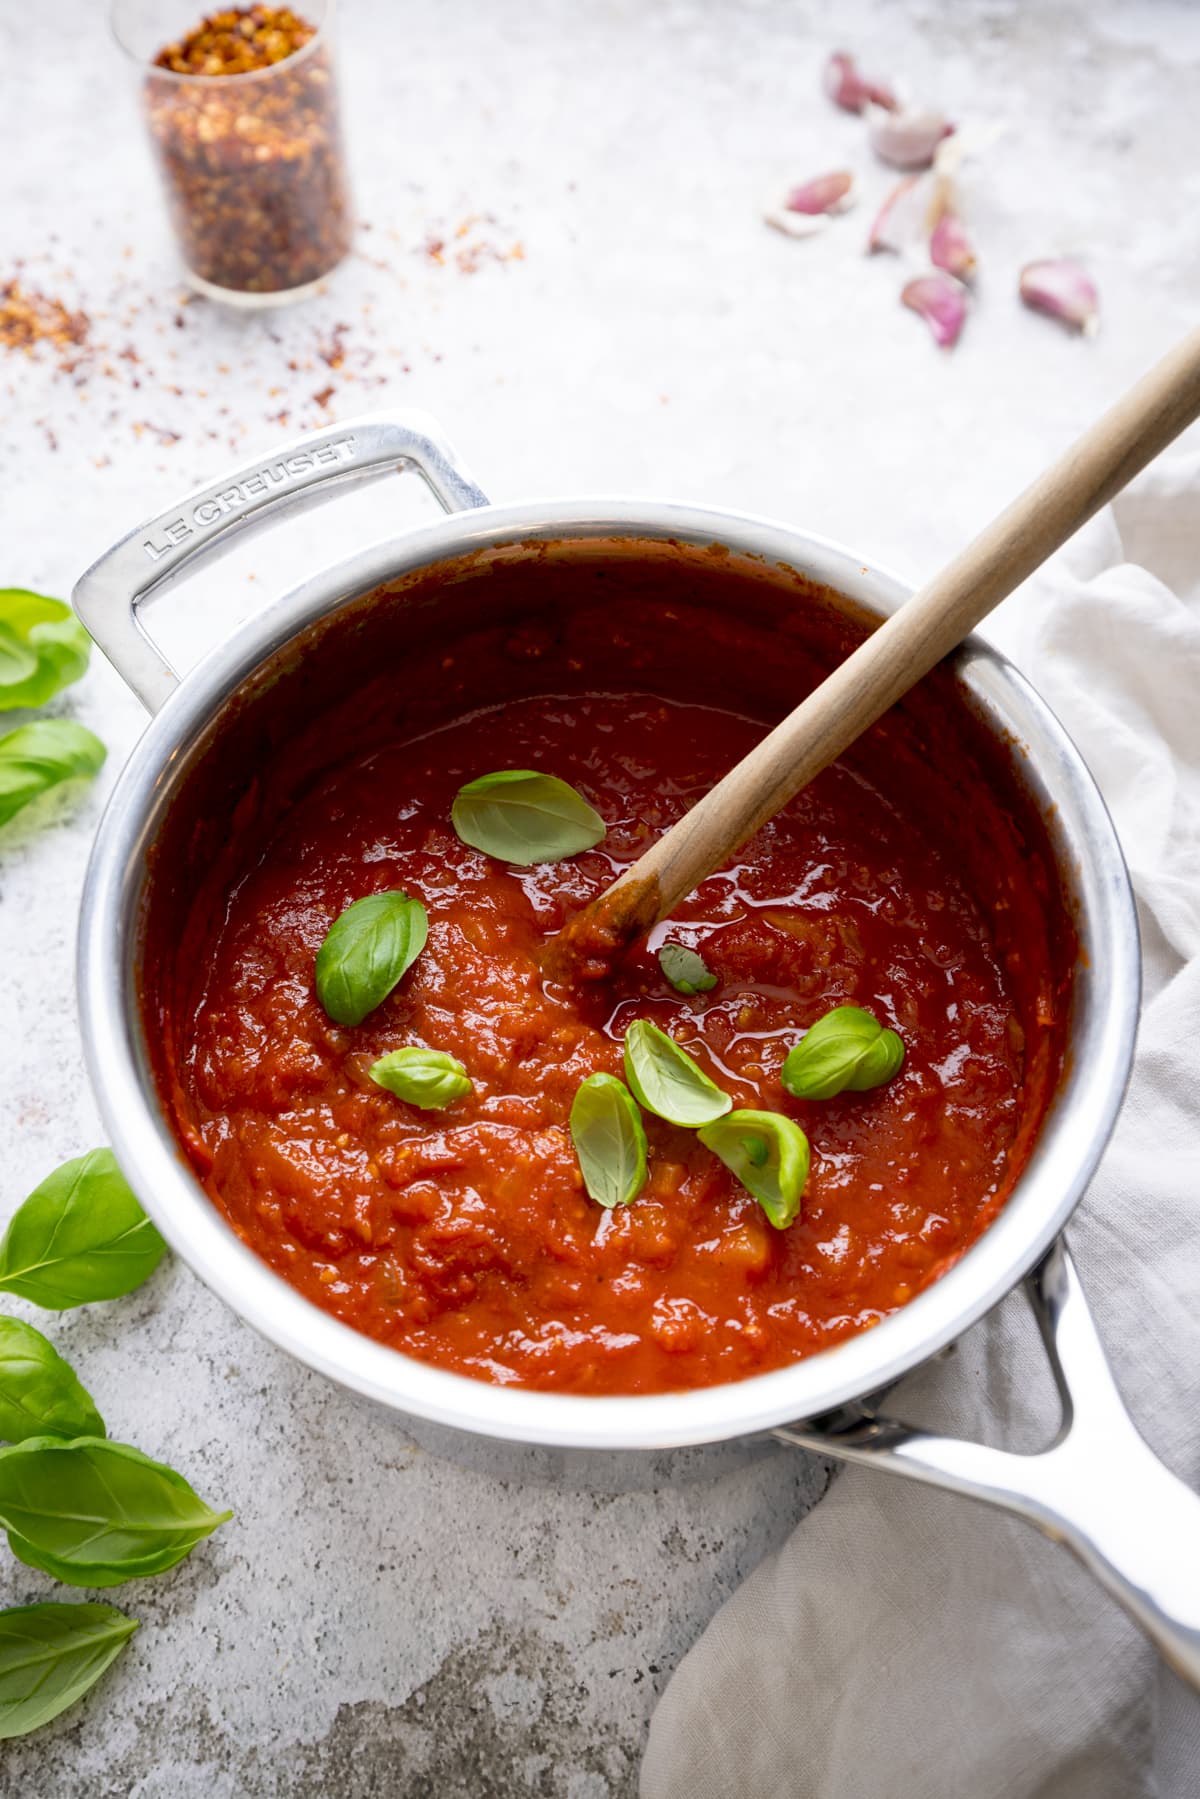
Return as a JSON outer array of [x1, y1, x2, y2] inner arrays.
[[149, 541, 1072, 1394]]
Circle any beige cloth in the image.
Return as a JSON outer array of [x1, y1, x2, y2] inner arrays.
[[642, 457, 1200, 1799]]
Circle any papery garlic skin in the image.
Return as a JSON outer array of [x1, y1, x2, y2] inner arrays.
[[823, 50, 897, 114], [868, 105, 955, 170], [930, 208, 976, 281], [902, 271, 969, 348], [1019, 259, 1100, 335], [765, 209, 829, 239], [784, 171, 858, 216], [868, 172, 945, 255]]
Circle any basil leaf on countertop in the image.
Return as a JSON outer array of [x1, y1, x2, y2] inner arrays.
[[315, 891, 429, 1027], [0, 591, 91, 713], [657, 943, 718, 996], [570, 1073, 648, 1209], [0, 1318, 105, 1445], [698, 1110, 810, 1230], [781, 1005, 905, 1101], [370, 1047, 473, 1110], [0, 1149, 166, 1310], [623, 1018, 732, 1128], [0, 1602, 138, 1740], [0, 1437, 232, 1587], [0, 720, 105, 830], [451, 769, 606, 866]]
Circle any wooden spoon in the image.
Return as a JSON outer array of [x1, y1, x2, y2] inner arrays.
[[565, 324, 1200, 971]]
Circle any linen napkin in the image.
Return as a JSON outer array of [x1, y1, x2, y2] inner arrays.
[[642, 454, 1200, 1799]]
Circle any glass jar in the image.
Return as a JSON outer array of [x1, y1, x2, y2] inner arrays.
[[112, 0, 353, 305]]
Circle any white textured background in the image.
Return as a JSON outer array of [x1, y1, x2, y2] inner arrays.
[[0, 1, 1197, 1792]]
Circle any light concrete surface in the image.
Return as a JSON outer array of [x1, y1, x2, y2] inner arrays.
[[0, 0, 1196, 1792]]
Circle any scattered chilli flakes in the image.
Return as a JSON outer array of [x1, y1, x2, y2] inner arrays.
[[0, 280, 90, 368]]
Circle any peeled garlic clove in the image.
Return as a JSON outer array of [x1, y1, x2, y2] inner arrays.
[[868, 104, 954, 170], [930, 208, 976, 282], [823, 50, 897, 114], [1019, 259, 1100, 334], [867, 172, 943, 255], [902, 271, 969, 348], [784, 171, 857, 216]]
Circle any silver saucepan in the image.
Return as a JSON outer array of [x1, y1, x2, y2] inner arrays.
[[73, 413, 1200, 1686]]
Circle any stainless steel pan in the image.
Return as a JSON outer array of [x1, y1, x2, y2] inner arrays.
[[73, 412, 1200, 1685]]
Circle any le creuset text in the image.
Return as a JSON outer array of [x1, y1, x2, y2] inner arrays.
[[140, 435, 358, 562]]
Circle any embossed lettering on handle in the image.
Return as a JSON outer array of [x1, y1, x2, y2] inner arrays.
[[139, 433, 359, 564], [73, 412, 490, 713]]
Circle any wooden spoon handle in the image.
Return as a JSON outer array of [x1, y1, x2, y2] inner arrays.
[[590, 323, 1200, 947]]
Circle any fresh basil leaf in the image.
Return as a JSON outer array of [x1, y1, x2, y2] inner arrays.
[[0, 720, 106, 830], [569, 1073, 648, 1209], [622, 1019, 731, 1128], [370, 1047, 473, 1110], [0, 1150, 166, 1310], [0, 1601, 138, 1739], [698, 1110, 810, 1229], [315, 891, 429, 1027], [657, 943, 718, 996], [0, 1437, 232, 1587], [451, 769, 606, 866], [781, 1005, 905, 1101], [0, 1318, 105, 1444], [0, 626, 38, 688], [0, 591, 91, 712]]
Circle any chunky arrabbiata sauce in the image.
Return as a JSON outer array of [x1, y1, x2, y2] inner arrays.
[[151, 543, 1071, 1394]]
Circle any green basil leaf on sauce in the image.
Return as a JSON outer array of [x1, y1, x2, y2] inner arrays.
[[0, 591, 92, 713], [0, 1318, 105, 1445], [0, 1437, 232, 1587], [370, 1047, 473, 1110], [781, 1005, 905, 1101], [0, 1150, 167, 1310], [569, 1073, 648, 1209], [657, 944, 718, 996], [622, 1019, 732, 1128], [0, 720, 106, 830], [0, 1601, 138, 1740], [698, 1110, 810, 1230], [315, 891, 429, 1027], [451, 770, 606, 866]]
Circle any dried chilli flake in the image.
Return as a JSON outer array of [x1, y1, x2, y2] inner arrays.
[[144, 6, 351, 297], [0, 281, 90, 364]]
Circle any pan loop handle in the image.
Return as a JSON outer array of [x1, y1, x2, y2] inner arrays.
[[776, 1235, 1200, 1691], [72, 411, 490, 714]]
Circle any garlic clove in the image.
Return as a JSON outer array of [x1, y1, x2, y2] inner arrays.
[[783, 170, 858, 216], [902, 271, 969, 348], [868, 104, 955, 170], [930, 207, 976, 282], [1019, 259, 1100, 335], [823, 50, 897, 114]]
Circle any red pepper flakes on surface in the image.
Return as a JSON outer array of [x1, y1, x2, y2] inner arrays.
[[143, 6, 351, 297], [0, 280, 90, 365]]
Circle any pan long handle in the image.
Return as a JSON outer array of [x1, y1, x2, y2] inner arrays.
[[776, 1236, 1200, 1690], [72, 410, 490, 713]]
